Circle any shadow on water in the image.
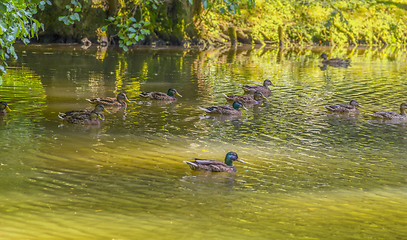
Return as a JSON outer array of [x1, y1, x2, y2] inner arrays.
[[1, 44, 407, 239]]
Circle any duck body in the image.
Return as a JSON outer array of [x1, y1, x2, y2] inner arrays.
[[184, 152, 244, 172], [366, 103, 407, 120], [59, 110, 104, 125], [138, 88, 182, 101], [320, 53, 351, 65], [0, 101, 12, 116], [199, 100, 246, 115], [223, 91, 266, 104], [326, 100, 361, 113], [86, 93, 130, 107]]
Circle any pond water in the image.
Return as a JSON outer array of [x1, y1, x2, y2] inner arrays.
[[1, 44, 407, 239]]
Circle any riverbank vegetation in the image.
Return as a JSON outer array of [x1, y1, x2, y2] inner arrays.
[[1, 0, 407, 80]]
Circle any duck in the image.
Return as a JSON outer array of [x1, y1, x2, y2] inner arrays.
[[326, 100, 362, 113], [59, 110, 105, 125], [223, 90, 266, 104], [0, 101, 12, 116], [320, 53, 351, 65], [183, 152, 245, 172], [199, 100, 247, 115], [86, 92, 130, 107], [59, 103, 110, 120], [137, 88, 182, 101], [365, 103, 407, 120], [242, 79, 275, 97]]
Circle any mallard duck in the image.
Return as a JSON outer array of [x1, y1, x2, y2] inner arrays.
[[183, 152, 245, 172], [366, 103, 407, 120], [320, 53, 351, 65], [59, 110, 105, 125], [86, 92, 130, 107], [59, 103, 110, 119], [199, 100, 247, 115], [223, 90, 266, 104], [326, 100, 362, 113], [242, 79, 275, 97], [0, 101, 12, 116], [137, 88, 182, 101]]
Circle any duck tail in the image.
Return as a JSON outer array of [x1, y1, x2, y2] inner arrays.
[[325, 106, 334, 111], [199, 107, 211, 113], [183, 161, 198, 170], [137, 92, 150, 98], [85, 98, 98, 104], [58, 112, 67, 119], [222, 93, 233, 100]]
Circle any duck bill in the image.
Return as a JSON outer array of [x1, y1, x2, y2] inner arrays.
[[103, 109, 110, 113], [261, 95, 267, 99], [271, 83, 276, 87], [236, 159, 245, 163], [97, 115, 105, 121], [242, 106, 248, 111], [176, 92, 182, 97], [358, 105, 363, 108], [5, 106, 12, 112], [125, 98, 131, 103]]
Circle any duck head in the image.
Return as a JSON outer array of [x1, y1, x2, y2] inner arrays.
[[167, 88, 182, 97], [224, 151, 245, 166]]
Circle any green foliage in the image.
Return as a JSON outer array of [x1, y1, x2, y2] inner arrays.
[[0, 0, 50, 80], [58, 0, 82, 25], [103, 17, 151, 51]]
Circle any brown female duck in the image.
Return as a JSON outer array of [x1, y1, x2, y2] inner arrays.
[[199, 100, 246, 115], [59, 103, 110, 120], [326, 100, 362, 113], [183, 152, 245, 172], [223, 90, 266, 104], [86, 92, 130, 107], [0, 102, 12, 116], [366, 103, 407, 120], [59, 110, 105, 125], [242, 79, 275, 97], [137, 88, 182, 101], [320, 53, 351, 65]]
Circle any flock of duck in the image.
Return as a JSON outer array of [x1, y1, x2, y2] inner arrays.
[[1, 54, 406, 173]]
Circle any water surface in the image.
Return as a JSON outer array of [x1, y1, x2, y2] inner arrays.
[[1, 45, 407, 239]]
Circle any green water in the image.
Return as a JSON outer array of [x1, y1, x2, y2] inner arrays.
[[1, 45, 407, 239]]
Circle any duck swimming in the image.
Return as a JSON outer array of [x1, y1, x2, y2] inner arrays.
[[320, 53, 351, 65], [242, 79, 275, 97], [366, 103, 407, 120], [199, 100, 246, 115], [223, 90, 266, 104], [184, 152, 245, 172], [59, 103, 110, 120], [59, 110, 105, 125], [326, 100, 362, 113], [138, 88, 182, 101], [86, 92, 130, 107]]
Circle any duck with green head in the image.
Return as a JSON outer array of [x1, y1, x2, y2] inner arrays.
[[326, 100, 362, 113], [242, 79, 275, 97], [86, 92, 130, 107], [366, 103, 407, 120], [0, 102, 12, 116], [223, 90, 267, 104], [199, 100, 247, 115], [59, 110, 105, 125], [138, 88, 182, 101], [184, 152, 245, 172], [58, 103, 110, 120]]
